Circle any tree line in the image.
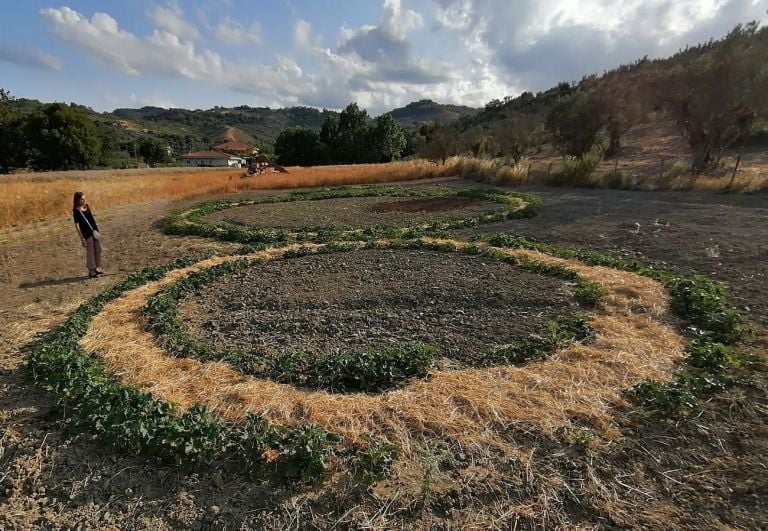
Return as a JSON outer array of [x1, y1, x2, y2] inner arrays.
[[0, 92, 197, 171], [3, 21, 766, 174], [274, 103, 413, 166], [416, 22, 767, 175]]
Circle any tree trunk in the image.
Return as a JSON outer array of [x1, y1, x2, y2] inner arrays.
[[690, 142, 712, 175]]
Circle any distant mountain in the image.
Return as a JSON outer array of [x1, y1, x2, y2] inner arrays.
[[108, 105, 336, 151], [5, 97, 479, 154], [388, 99, 480, 130]]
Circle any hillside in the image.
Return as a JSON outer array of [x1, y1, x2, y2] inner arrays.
[[6, 97, 479, 156], [207, 126, 254, 145], [389, 99, 479, 130]]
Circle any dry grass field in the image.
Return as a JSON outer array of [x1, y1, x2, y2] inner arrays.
[[2, 122, 765, 232], [0, 161, 459, 230]]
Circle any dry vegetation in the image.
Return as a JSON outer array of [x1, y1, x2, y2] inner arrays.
[[2, 121, 764, 231], [0, 161, 458, 229], [80, 240, 684, 457]]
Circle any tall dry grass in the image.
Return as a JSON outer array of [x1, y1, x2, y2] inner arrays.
[[454, 155, 768, 193], [0, 161, 457, 229]]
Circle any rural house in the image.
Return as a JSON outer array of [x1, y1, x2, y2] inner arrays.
[[180, 150, 246, 167]]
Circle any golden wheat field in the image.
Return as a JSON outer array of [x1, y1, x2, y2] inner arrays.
[[0, 161, 462, 229], [3, 151, 766, 230]]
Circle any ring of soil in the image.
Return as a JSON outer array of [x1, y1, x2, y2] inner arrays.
[[180, 249, 581, 368], [163, 185, 541, 244]]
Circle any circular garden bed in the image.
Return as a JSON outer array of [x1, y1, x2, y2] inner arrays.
[[205, 195, 505, 229], [181, 249, 580, 363], [162, 184, 542, 245], [28, 183, 746, 485]]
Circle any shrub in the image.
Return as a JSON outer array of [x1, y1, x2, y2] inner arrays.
[[547, 153, 601, 187]]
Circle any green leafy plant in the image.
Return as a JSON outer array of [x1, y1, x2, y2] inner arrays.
[[26, 259, 341, 482]]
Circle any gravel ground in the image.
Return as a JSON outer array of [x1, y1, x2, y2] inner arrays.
[[180, 249, 579, 367], [204, 195, 501, 229]]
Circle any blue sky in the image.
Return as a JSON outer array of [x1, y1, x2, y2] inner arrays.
[[1, 0, 766, 115]]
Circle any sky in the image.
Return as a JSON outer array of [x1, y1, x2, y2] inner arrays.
[[1, 0, 766, 115]]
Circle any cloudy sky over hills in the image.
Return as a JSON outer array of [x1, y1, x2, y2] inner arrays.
[[1, 0, 766, 114]]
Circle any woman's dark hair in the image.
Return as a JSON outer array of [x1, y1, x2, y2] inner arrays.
[[73, 191, 85, 212]]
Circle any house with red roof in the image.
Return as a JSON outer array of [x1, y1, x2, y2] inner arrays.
[[180, 150, 246, 167]]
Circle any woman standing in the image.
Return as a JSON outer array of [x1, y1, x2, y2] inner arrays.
[[73, 191, 103, 278]]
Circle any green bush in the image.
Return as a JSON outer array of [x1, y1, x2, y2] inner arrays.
[[666, 276, 744, 343], [548, 153, 601, 187]]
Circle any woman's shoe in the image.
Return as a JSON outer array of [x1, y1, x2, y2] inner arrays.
[[95, 269, 104, 275], [88, 270, 99, 278]]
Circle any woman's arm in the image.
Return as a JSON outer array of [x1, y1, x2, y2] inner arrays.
[[74, 222, 87, 247]]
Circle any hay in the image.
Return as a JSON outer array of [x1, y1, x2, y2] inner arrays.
[[79, 241, 685, 454]]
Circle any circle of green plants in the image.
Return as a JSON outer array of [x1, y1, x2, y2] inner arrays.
[[144, 239, 601, 395], [162, 184, 543, 245], [26, 235, 749, 483]]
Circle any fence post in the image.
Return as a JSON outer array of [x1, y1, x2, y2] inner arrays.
[[614, 158, 618, 173], [728, 154, 741, 192], [526, 162, 532, 179], [547, 162, 552, 177]]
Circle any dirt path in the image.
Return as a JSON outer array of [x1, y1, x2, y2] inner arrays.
[[1, 179, 766, 529]]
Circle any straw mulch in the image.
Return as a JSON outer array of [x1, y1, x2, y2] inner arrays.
[[80, 241, 685, 454]]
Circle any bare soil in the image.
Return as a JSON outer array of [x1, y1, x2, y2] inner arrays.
[[204, 195, 499, 229], [1, 177, 766, 529], [461, 186, 768, 327], [180, 249, 577, 367]]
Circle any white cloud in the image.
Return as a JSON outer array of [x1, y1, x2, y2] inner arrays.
[[148, 1, 200, 42], [0, 44, 63, 71], [293, 19, 312, 48], [214, 16, 263, 45], [431, 0, 768, 90], [40, 6, 306, 105]]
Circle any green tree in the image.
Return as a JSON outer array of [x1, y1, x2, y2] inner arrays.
[[24, 103, 101, 170], [367, 113, 407, 162], [417, 121, 460, 164], [652, 23, 768, 173], [274, 126, 320, 166], [335, 102, 372, 163], [493, 117, 540, 163], [0, 89, 25, 168], [461, 127, 493, 158], [138, 136, 169, 166], [583, 73, 643, 157], [545, 91, 606, 158]]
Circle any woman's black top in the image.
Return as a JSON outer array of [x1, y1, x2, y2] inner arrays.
[[73, 208, 99, 239]]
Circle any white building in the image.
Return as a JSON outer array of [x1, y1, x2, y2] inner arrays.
[[180, 150, 245, 167]]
